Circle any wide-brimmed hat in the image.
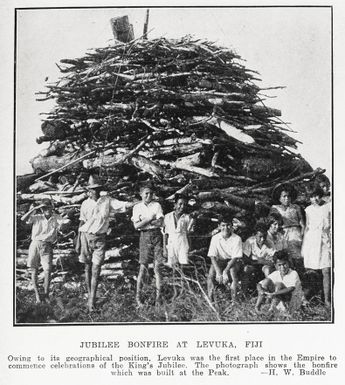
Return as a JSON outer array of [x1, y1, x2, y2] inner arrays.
[[272, 182, 297, 204], [87, 174, 103, 189], [40, 198, 53, 208]]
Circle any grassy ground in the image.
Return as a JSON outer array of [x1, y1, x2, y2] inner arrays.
[[16, 268, 331, 324]]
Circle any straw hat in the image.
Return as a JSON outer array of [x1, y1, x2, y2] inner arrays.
[[272, 182, 297, 204], [87, 174, 103, 189]]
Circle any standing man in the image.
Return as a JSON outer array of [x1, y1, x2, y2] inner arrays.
[[77, 175, 133, 312], [21, 199, 66, 303], [132, 183, 164, 307]]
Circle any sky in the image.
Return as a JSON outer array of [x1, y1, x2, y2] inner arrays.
[[16, 7, 332, 176]]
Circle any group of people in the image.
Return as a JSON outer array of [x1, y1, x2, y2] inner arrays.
[[21, 173, 332, 316]]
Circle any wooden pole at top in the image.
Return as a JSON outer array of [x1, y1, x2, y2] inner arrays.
[[143, 9, 150, 40]]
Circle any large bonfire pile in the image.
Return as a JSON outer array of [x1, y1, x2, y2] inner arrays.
[[16, 34, 324, 286]]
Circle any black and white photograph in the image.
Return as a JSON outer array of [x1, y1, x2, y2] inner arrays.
[[14, 6, 333, 325]]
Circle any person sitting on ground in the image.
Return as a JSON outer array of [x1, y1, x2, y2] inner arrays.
[[21, 199, 68, 304], [132, 183, 164, 307], [76, 175, 134, 312], [163, 194, 195, 268], [255, 250, 303, 314], [207, 215, 243, 302], [242, 223, 275, 296]]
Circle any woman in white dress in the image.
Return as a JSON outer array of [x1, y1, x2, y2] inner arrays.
[[301, 187, 331, 307]]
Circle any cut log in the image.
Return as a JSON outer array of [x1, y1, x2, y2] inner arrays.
[[18, 192, 88, 205], [110, 16, 134, 43], [129, 156, 166, 179]]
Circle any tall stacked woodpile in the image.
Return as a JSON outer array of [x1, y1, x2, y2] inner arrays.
[[16, 35, 325, 283]]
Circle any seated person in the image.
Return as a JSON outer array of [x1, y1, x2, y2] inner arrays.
[[242, 224, 275, 296], [207, 215, 243, 302], [265, 213, 285, 251], [255, 250, 303, 314]]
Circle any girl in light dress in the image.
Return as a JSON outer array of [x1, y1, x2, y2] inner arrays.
[[301, 187, 331, 307], [270, 183, 305, 274]]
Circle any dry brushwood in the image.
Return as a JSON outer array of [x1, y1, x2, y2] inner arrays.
[[17, 35, 327, 285]]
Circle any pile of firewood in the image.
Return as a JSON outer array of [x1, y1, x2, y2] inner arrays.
[[16, 34, 325, 282]]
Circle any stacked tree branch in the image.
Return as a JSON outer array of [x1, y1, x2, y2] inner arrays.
[[17, 36, 325, 283]]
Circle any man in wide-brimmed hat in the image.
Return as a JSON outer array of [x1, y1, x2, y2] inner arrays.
[[77, 174, 135, 312], [21, 198, 66, 303]]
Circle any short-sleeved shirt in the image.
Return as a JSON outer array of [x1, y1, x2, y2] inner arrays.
[[164, 212, 194, 237], [79, 198, 97, 223], [266, 268, 301, 289], [27, 214, 63, 243], [260, 268, 303, 311], [207, 232, 243, 261], [79, 196, 127, 234], [131, 201, 164, 231], [243, 236, 274, 261]]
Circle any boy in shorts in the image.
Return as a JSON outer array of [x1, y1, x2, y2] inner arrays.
[[207, 215, 243, 302], [255, 250, 303, 314], [132, 183, 164, 307], [21, 199, 64, 303]]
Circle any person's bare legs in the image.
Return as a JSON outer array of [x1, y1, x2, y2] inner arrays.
[[30, 268, 41, 304], [43, 266, 52, 303], [322, 267, 331, 307], [241, 265, 255, 298], [207, 265, 216, 302], [229, 265, 240, 301], [88, 264, 101, 312], [154, 260, 162, 306], [136, 264, 147, 307], [268, 282, 286, 312], [255, 278, 272, 313], [84, 263, 92, 297]]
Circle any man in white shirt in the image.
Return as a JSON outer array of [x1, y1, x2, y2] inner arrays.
[[77, 175, 133, 312], [132, 183, 164, 307], [207, 215, 243, 302]]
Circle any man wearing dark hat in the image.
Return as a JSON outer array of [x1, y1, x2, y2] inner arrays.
[[77, 175, 134, 312], [21, 199, 65, 303]]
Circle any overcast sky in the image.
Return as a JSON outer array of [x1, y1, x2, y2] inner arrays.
[[16, 7, 332, 176]]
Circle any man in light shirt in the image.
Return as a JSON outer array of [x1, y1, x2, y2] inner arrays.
[[21, 199, 67, 303], [207, 215, 243, 302], [77, 175, 133, 312]]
